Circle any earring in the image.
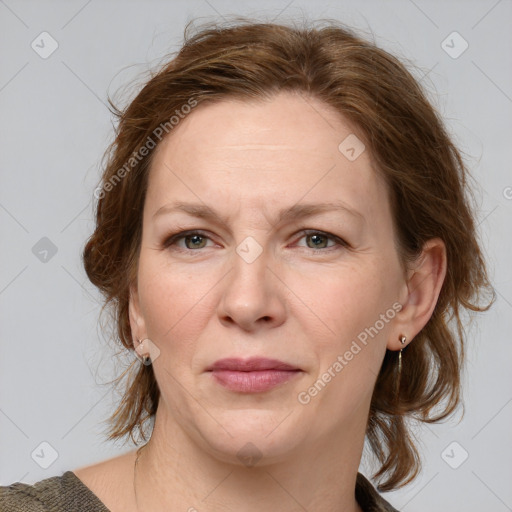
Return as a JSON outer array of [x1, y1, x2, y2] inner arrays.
[[396, 335, 406, 401], [136, 338, 152, 366], [398, 335, 406, 373]]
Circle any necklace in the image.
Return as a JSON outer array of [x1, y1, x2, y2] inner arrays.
[[133, 444, 147, 511]]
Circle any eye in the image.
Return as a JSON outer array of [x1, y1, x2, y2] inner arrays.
[[162, 229, 349, 253], [294, 230, 348, 251], [163, 230, 215, 251]]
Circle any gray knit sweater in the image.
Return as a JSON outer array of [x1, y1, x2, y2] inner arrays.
[[0, 471, 399, 511]]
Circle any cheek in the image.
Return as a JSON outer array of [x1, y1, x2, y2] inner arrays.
[[137, 255, 209, 363], [306, 261, 395, 347], [296, 265, 395, 418]]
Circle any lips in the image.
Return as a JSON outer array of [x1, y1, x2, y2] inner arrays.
[[206, 357, 302, 393], [207, 357, 299, 372]]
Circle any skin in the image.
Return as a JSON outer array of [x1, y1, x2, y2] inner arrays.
[[74, 91, 446, 512]]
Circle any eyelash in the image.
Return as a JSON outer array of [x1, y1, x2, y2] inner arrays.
[[161, 229, 349, 254]]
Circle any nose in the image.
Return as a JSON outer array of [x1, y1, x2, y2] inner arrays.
[[216, 242, 287, 332]]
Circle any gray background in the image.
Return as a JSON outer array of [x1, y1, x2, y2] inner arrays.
[[1, 0, 511, 510]]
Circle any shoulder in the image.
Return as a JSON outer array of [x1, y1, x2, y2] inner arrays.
[[72, 450, 138, 512], [356, 473, 400, 512], [0, 471, 110, 512], [1, 451, 137, 512]]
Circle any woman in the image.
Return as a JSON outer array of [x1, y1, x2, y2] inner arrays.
[[0, 18, 493, 512]]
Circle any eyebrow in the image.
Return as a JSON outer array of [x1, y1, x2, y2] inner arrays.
[[153, 200, 365, 227]]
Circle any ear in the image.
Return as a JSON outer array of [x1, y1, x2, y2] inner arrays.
[[128, 283, 147, 352], [388, 237, 447, 351]]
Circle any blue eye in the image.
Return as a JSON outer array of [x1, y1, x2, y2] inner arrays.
[[298, 230, 346, 250]]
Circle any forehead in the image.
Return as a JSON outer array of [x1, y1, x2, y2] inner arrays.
[[146, 91, 388, 222], [153, 92, 361, 164]]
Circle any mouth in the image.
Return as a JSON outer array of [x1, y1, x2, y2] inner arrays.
[[206, 357, 302, 393]]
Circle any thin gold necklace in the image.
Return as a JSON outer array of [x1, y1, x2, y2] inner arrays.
[[133, 444, 147, 511]]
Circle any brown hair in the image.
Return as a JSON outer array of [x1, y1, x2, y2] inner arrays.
[[83, 18, 494, 491]]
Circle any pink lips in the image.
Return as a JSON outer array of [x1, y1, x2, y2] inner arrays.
[[207, 358, 301, 393]]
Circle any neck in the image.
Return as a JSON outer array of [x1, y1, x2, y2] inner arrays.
[[133, 408, 365, 512]]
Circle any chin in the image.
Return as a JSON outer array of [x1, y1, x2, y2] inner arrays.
[[195, 409, 307, 467]]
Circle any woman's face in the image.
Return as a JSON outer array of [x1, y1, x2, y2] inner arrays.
[[130, 91, 409, 463]]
